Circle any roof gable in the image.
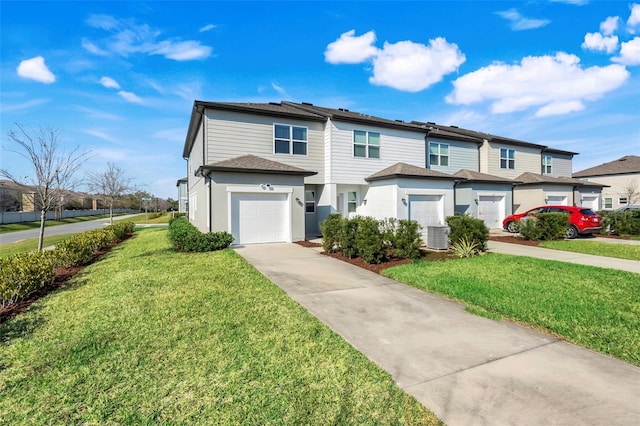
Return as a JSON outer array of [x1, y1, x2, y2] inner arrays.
[[453, 169, 517, 183], [366, 163, 458, 182], [573, 155, 640, 177], [197, 155, 317, 177]]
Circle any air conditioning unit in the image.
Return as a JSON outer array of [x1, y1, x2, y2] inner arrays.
[[426, 225, 449, 250]]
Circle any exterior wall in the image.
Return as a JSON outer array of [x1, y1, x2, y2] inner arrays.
[[481, 141, 541, 179], [395, 178, 455, 221], [575, 187, 602, 211], [208, 171, 307, 242], [577, 173, 640, 210], [454, 183, 513, 220], [546, 153, 572, 177], [513, 185, 575, 213], [204, 109, 324, 183], [304, 184, 320, 236], [328, 121, 426, 184], [189, 175, 208, 231], [177, 181, 188, 212], [427, 136, 479, 173], [358, 182, 398, 220]]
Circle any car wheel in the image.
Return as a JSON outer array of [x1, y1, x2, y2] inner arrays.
[[566, 226, 578, 239], [506, 221, 519, 233]]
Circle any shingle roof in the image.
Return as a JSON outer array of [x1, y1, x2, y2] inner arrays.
[[453, 169, 517, 183], [197, 155, 317, 177], [366, 163, 458, 182], [514, 172, 606, 187], [573, 155, 640, 177]]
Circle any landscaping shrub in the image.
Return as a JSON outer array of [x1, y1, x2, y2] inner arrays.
[[319, 214, 343, 253], [147, 212, 163, 219], [451, 237, 481, 258], [519, 213, 569, 241], [108, 221, 135, 240], [600, 210, 640, 236], [167, 217, 233, 252], [0, 251, 56, 307], [389, 219, 422, 260], [446, 215, 489, 250], [55, 228, 118, 267], [355, 216, 386, 264], [338, 217, 361, 258]]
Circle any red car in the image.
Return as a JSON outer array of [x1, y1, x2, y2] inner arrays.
[[503, 205, 601, 239]]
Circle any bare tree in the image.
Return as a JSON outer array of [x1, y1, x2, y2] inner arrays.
[[87, 162, 136, 224], [1, 123, 89, 250], [620, 177, 640, 205]]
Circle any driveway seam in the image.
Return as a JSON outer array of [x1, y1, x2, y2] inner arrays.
[[403, 339, 560, 390]]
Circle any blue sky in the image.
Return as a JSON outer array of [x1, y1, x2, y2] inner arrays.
[[2, 1, 639, 199]]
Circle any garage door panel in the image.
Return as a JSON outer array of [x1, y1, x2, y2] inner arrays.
[[408, 195, 444, 240], [546, 195, 568, 205], [478, 195, 504, 229], [231, 193, 289, 244]]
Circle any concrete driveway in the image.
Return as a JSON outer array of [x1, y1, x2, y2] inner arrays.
[[236, 243, 640, 426]]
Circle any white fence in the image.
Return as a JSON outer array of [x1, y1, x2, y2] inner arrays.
[[0, 209, 135, 224]]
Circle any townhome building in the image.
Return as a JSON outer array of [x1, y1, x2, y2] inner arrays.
[[182, 100, 602, 245], [573, 155, 640, 210]]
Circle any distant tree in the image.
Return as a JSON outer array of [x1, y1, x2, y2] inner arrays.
[[1, 123, 89, 250], [166, 197, 178, 211], [87, 162, 136, 224], [620, 177, 639, 205]]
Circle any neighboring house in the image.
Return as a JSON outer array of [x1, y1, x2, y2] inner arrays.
[[573, 155, 640, 210], [176, 177, 188, 213], [182, 100, 586, 244]]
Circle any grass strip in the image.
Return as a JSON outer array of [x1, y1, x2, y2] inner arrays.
[[0, 228, 439, 425], [539, 239, 640, 261], [0, 234, 75, 258], [115, 213, 173, 224], [384, 254, 640, 366], [0, 214, 127, 234]]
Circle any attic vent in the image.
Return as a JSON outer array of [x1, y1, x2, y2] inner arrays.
[[427, 122, 435, 125], [269, 102, 280, 105], [450, 125, 458, 128], [302, 102, 313, 106], [395, 119, 404, 123]]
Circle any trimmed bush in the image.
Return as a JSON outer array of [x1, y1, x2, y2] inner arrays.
[[355, 216, 386, 264], [446, 215, 489, 250], [338, 217, 361, 259], [389, 219, 422, 260], [600, 210, 640, 236], [167, 218, 234, 252], [0, 251, 56, 307], [319, 214, 343, 253], [519, 213, 569, 241]]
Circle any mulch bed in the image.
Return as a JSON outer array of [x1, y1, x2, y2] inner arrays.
[[294, 240, 456, 274], [0, 238, 130, 324]]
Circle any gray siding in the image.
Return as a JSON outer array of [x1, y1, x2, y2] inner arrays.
[[482, 141, 541, 179], [428, 136, 479, 173], [204, 109, 325, 183], [547, 153, 572, 177]]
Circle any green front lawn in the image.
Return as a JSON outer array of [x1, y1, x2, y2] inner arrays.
[[0, 214, 124, 234], [116, 212, 173, 224], [0, 234, 74, 258], [0, 228, 439, 425], [539, 239, 640, 261], [384, 254, 640, 366]]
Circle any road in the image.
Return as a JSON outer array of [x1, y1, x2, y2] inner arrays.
[[0, 214, 142, 245]]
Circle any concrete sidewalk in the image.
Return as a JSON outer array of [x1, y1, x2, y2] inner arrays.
[[235, 243, 640, 426], [487, 240, 640, 273]]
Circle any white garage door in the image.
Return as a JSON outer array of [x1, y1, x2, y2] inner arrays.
[[408, 195, 443, 240], [478, 195, 504, 229], [231, 193, 289, 244], [581, 196, 599, 210], [546, 194, 568, 205]]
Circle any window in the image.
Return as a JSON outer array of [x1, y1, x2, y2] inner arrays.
[[305, 190, 315, 213], [542, 155, 552, 174], [619, 197, 628, 205], [274, 124, 307, 155], [336, 193, 344, 213], [353, 130, 380, 158], [429, 142, 449, 167], [500, 148, 515, 169], [347, 191, 357, 213], [604, 198, 613, 209]]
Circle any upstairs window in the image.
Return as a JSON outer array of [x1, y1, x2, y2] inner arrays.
[[353, 130, 380, 158], [542, 155, 553, 174], [274, 124, 307, 155], [500, 148, 515, 169], [429, 142, 449, 167]]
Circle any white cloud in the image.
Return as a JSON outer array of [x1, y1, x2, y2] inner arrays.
[[370, 38, 466, 92], [151, 40, 211, 60], [600, 16, 619, 36], [271, 82, 287, 96], [628, 4, 640, 29], [100, 76, 121, 89], [16, 56, 56, 83], [446, 52, 630, 117], [324, 30, 378, 64], [153, 128, 185, 142], [118, 90, 143, 104], [199, 24, 215, 32], [325, 31, 465, 92], [612, 37, 640, 65], [582, 32, 618, 53], [496, 9, 550, 31], [81, 38, 109, 56], [84, 14, 212, 61], [82, 129, 118, 143], [550, 0, 588, 5], [0, 98, 50, 113]]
